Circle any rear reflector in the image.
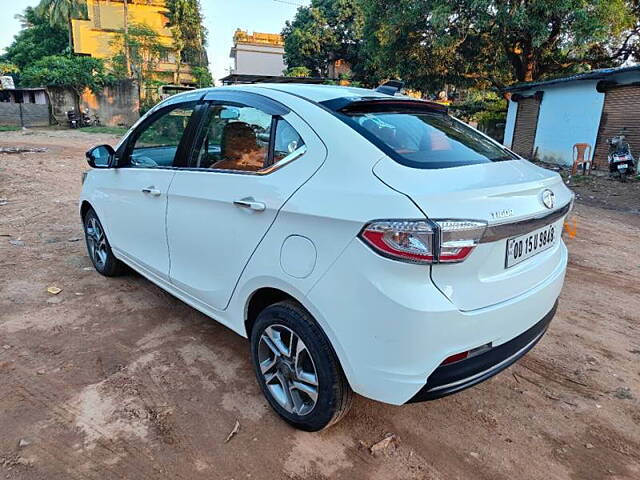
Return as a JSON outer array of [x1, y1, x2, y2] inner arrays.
[[441, 343, 493, 366], [442, 351, 469, 365]]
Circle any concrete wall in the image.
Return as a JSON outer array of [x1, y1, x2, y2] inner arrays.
[[234, 44, 286, 76], [47, 86, 77, 125], [48, 80, 139, 127], [532, 81, 604, 165], [0, 103, 51, 127], [503, 99, 518, 148], [81, 80, 140, 127]]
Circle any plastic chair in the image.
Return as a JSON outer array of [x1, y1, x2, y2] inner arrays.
[[571, 143, 592, 175]]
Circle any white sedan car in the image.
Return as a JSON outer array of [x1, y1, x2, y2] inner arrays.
[[80, 84, 573, 431]]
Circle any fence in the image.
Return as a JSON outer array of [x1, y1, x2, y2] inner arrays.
[[0, 103, 51, 127]]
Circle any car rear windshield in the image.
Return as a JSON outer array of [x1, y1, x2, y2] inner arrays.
[[341, 106, 517, 169]]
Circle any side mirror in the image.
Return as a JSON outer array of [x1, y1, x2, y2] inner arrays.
[[86, 145, 115, 168]]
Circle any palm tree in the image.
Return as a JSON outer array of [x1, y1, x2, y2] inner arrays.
[[36, 0, 88, 52]]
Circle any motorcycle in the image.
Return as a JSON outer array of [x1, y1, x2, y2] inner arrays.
[[66, 110, 80, 129], [67, 109, 97, 129], [607, 130, 636, 182]]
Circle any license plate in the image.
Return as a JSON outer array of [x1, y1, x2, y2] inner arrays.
[[505, 223, 557, 268], [617, 164, 628, 171]]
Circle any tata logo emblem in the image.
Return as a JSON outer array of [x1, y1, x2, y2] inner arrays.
[[490, 209, 514, 220], [541, 189, 555, 209]]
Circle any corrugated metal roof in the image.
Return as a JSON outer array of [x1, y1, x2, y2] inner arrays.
[[504, 64, 640, 92]]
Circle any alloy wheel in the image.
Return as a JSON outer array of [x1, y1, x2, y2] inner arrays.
[[86, 217, 108, 269], [257, 324, 319, 416]]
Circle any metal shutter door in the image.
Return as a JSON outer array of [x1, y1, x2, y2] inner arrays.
[[511, 97, 541, 159], [593, 85, 640, 168]]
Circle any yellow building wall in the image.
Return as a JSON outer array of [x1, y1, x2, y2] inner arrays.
[[72, 0, 194, 85]]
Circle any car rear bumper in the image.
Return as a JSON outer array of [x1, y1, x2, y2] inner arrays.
[[307, 238, 568, 405], [407, 301, 557, 402]]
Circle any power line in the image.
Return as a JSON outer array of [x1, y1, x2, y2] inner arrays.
[[272, 0, 305, 7]]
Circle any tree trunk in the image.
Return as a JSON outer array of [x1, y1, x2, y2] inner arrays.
[[505, 41, 538, 83], [68, 16, 74, 52], [73, 90, 81, 115], [124, 0, 131, 77], [174, 50, 182, 85], [522, 62, 536, 82]]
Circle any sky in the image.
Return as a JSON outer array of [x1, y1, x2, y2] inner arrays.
[[0, 0, 311, 83]]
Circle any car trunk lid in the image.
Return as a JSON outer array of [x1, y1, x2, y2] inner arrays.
[[373, 158, 573, 311]]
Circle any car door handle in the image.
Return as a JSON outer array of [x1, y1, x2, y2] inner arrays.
[[141, 186, 161, 197], [233, 197, 266, 212]]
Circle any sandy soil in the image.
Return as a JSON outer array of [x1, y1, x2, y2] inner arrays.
[[1, 128, 639, 480]]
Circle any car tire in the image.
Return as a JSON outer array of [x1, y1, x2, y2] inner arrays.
[[250, 300, 353, 431], [83, 208, 126, 277]]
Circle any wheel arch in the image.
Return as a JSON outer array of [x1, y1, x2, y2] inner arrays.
[[245, 287, 296, 337], [80, 200, 93, 221], [243, 285, 354, 391]]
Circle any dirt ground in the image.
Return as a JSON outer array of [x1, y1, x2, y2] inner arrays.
[[537, 161, 640, 214], [1, 128, 639, 480]]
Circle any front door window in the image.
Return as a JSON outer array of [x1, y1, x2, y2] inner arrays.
[[127, 103, 197, 168]]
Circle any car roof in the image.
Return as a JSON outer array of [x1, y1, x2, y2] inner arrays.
[[240, 83, 393, 103], [159, 83, 443, 111]]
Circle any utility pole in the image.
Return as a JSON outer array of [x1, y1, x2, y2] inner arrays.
[[124, 0, 131, 77]]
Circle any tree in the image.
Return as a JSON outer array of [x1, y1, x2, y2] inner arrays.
[[123, 0, 131, 77], [0, 63, 19, 76], [110, 23, 167, 86], [284, 66, 312, 77], [359, 0, 637, 91], [191, 66, 213, 87], [20, 55, 113, 111], [165, 0, 210, 84], [282, 0, 364, 78], [36, 0, 88, 51], [0, 7, 69, 70]]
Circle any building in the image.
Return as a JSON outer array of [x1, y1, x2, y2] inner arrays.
[[229, 29, 286, 77], [503, 65, 640, 167], [71, 0, 196, 87], [0, 87, 51, 127]]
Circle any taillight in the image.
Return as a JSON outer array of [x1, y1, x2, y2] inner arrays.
[[360, 220, 436, 264], [436, 220, 487, 263], [360, 219, 486, 264]]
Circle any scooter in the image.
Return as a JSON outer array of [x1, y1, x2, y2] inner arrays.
[[80, 110, 94, 128], [607, 130, 636, 182]]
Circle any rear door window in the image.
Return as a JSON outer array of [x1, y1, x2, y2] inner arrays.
[[342, 107, 517, 169], [192, 104, 272, 172], [191, 104, 306, 173], [272, 119, 305, 165]]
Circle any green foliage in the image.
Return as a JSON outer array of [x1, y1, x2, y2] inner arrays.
[[283, 66, 312, 77], [451, 91, 507, 123], [110, 23, 168, 85], [0, 63, 19, 76], [36, 0, 87, 28], [0, 7, 69, 70], [282, 0, 366, 78], [165, 0, 208, 67], [191, 66, 213, 87], [0, 126, 21, 132], [359, 0, 637, 90], [139, 90, 163, 116], [79, 126, 129, 136], [20, 55, 113, 96]]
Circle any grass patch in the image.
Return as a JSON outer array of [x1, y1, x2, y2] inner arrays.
[[79, 126, 129, 136], [0, 125, 21, 132]]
